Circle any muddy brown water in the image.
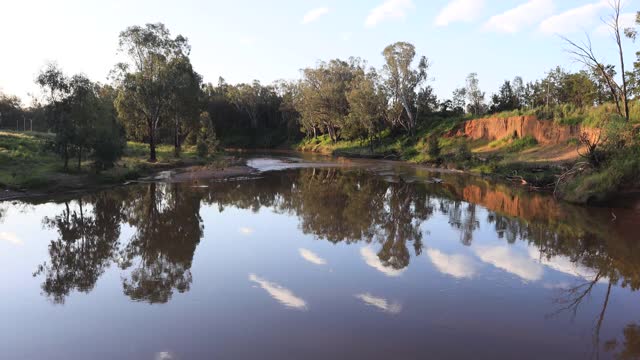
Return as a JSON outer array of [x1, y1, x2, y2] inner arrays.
[[1, 153, 639, 360]]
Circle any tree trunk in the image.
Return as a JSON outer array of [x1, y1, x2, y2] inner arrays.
[[174, 115, 180, 158], [149, 122, 157, 163], [399, 96, 415, 135], [63, 145, 69, 171], [77, 146, 82, 171]]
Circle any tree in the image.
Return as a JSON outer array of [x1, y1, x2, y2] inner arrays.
[[114, 23, 191, 162], [297, 59, 355, 142], [0, 91, 23, 130], [166, 56, 202, 156], [345, 68, 387, 144], [37, 64, 124, 171], [196, 111, 219, 157], [228, 81, 264, 130], [465, 73, 485, 116], [382, 42, 429, 135], [452, 87, 467, 114], [490, 80, 518, 113], [562, 0, 629, 120]]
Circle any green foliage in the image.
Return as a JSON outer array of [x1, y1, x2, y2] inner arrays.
[[196, 112, 219, 158], [505, 136, 538, 153], [114, 23, 194, 161], [427, 135, 441, 159], [562, 121, 640, 203]]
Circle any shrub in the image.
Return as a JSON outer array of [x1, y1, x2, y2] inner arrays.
[[427, 136, 441, 159], [505, 135, 538, 153]]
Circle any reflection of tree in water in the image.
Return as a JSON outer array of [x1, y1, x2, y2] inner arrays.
[[34, 194, 124, 304], [439, 199, 479, 246], [33, 183, 204, 305], [376, 181, 432, 270], [119, 183, 204, 304], [606, 322, 640, 359], [30, 166, 640, 315]]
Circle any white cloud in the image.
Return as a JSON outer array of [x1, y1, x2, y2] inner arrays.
[[595, 12, 637, 35], [360, 247, 405, 277], [365, 0, 415, 28], [527, 247, 601, 281], [0, 232, 22, 246], [239, 227, 254, 235], [299, 248, 327, 265], [249, 274, 307, 310], [474, 245, 544, 281], [539, 1, 609, 35], [483, 0, 555, 33], [435, 0, 485, 27], [355, 293, 402, 314], [154, 352, 174, 360], [427, 248, 478, 279], [302, 7, 330, 24]]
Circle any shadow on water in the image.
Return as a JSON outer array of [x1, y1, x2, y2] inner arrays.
[[6, 161, 639, 358]]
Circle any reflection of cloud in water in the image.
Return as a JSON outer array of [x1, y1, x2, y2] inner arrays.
[[427, 248, 478, 279], [0, 232, 23, 245], [474, 245, 544, 281], [355, 293, 402, 314], [155, 351, 174, 360], [528, 247, 601, 281], [299, 248, 327, 265], [239, 227, 254, 235], [249, 274, 307, 310], [360, 247, 405, 277]]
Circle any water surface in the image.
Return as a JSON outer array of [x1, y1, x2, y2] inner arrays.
[[2, 155, 640, 359]]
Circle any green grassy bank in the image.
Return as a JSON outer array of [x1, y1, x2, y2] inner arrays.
[[0, 130, 223, 194]]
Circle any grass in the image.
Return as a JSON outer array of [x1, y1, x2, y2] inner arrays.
[[0, 130, 219, 192], [485, 102, 640, 127]]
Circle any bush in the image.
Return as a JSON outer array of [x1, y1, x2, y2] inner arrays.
[[427, 136, 441, 159], [505, 135, 538, 153], [455, 142, 472, 161]]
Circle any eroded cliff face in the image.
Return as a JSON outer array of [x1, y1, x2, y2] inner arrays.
[[451, 116, 600, 145]]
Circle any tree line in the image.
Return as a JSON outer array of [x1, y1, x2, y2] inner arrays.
[[1, 2, 639, 168]]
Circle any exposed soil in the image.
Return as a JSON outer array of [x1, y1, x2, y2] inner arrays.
[[449, 115, 600, 145]]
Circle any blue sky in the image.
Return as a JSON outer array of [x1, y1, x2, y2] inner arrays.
[[1, 0, 638, 103]]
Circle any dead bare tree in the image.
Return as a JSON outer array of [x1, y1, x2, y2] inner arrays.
[[560, 0, 630, 121], [605, 0, 630, 121]]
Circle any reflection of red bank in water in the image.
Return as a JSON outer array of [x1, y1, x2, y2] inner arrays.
[[448, 115, 601, 145]]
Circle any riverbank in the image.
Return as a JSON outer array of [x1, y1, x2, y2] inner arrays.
[[294, 115, 640, 205], [0, 131, 246, 201], [296, 130, 571, 190]]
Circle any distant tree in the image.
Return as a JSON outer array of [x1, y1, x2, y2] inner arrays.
[[490, 80, 518, 113], [0, 91, 23, 130], [382, 42, 429, 135], [465, 73, 485, 116], [451, 87, 467, 114], [416, 85, 439, 119], [196, 112, 219, 157]]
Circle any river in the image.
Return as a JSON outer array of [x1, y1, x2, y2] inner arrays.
[[1, 153, 639, 359]]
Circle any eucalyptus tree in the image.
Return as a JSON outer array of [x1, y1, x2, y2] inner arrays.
[[113, 23, 191, 162], [345, 68, 387, 144], [297, 59, 356, 142], [465, 73, 485, 116], [165, 56, 202, 156], [382, 42, 429, 135], [37, 64, 124, 171], [228, 81, 263, 130]]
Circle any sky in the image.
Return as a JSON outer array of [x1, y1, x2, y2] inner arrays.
[[1, 0, 639, 104]]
